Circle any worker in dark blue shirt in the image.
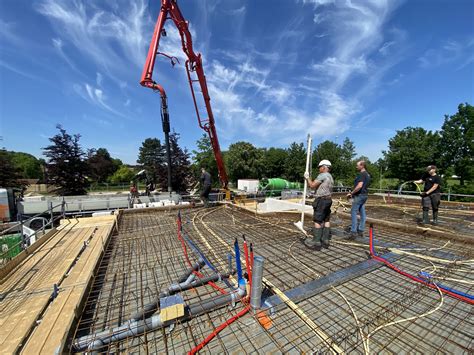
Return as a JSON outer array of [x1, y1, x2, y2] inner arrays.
[[347, 161, 371, 239]]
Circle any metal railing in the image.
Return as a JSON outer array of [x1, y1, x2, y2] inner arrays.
[[0, 201, 65, 264]]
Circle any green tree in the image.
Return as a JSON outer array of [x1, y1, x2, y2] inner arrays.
[[87, 148, 117, 183], [439, 103, 473, 185], [262, 147, 287, 178], [9, 152, 43, 180], [157, 132, 192, 192], [312, 138, 356, 185], [226, 141, 264, 182], [342, 137, 356, 162], [108, 165, 136, 184], [0, 149, 21, 187], [43, 125, 89, 195], [192, 134, 219, 185], [137, 138, 165, 184], [383, 127, 440, 183], [284, 142, 306, 182], [112, 158, 123, 171]]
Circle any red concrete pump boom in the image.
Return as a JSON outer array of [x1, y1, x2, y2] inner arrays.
[[140, 0, 229, 188]]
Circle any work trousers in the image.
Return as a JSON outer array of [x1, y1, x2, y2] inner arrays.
[[351, 194, 368, 233], [422, 192, 441, 211]]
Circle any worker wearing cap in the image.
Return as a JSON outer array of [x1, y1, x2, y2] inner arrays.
[[304, 160, 334, 250], [414, 165, 441, 224], [347, 161, 371, 239]]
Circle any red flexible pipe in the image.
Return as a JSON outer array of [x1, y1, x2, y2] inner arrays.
[[249, 243, 254, 295], [188, 304, 251, 355], [188, 243, 255, 354], [243, 236, 251, 294], [249, 243, 254, 275], [369, 225, 474, 304]]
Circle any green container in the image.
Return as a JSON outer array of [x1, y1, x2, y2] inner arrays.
[[0, 233, 22, 260], [259, 178, 302, 196]]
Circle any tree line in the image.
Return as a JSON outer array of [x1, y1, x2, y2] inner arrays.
[[1, 103, 472, 196]]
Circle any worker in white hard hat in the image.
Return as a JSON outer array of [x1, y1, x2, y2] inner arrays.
[[303, 159, 334, 250]]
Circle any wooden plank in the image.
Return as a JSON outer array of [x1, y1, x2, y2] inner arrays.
[[0, 227, 58, 282], [0, 226, 91, 352], [0, 219, 103, 353], [22, 223, 114, 353]]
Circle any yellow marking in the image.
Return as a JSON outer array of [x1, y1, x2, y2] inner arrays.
[[160, 304, 185, 322]]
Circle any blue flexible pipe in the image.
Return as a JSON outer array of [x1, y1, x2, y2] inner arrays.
[[234, 238, 245, 287], [419, 271, 474, 300], [182, 232, 235, 290]]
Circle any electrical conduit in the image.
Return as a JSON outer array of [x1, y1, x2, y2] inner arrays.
[[369, 224, 474, 305], [189, 238, 254, 355]]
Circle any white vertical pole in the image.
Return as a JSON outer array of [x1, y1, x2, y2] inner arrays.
[[300, 134, 312, 225]]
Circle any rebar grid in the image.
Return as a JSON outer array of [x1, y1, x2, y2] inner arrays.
[[71, 205, 473, 354]]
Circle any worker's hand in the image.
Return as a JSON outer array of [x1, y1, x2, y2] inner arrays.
[[304, 171, 310, 179], [420, 192, 428, 197], [346, 193, 352, 199]]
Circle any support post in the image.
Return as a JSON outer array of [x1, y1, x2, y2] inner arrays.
[[49, 201, 54, 227], [250, 256, 265, 312]]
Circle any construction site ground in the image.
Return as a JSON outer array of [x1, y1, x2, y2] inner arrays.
[[1, 197, 473, 353]]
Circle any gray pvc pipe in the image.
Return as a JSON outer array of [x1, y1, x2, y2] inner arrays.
[[177, 258, 205, 283], [130, 271, 235, 321], [74, 285, 246, 352], [250, 256, 264, 311]]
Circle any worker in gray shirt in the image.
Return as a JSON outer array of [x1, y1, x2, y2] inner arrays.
[[304, 159, 334, 250]]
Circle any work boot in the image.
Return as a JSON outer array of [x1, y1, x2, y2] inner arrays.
[[432, 211, 438, 225], [347, 232, 357, 240], [422, 210, 430, 224], [305, 228, 322, 250], [357, 230, 364, 238], [322, 228, 331, 249]]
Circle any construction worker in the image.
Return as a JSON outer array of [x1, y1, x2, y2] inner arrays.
[[347, 160, 371, 239], [303, 160, 334, 250], [129, 181, 141, 204], [200, 167, 212, 208], [414, 165, 441, 224]]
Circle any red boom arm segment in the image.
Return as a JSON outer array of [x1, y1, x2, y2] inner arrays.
[[140, 0, 229, 188]]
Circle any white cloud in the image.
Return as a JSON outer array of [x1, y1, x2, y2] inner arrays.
[[418, 39, 474, 69], [379, 41, 395, 55], [0, 19, 20, 44], [303, 0, 335, 7], [0, 60, 42, 81], [224, 6, 246, 15], [311, 56, 368, 89], [204, 1, 403, 145], [73, 82, 126, 118], [96, 72, 103, 86], [297, 0, 405, 136], [51, 37, 82, 73], [37, 0, 151, 72]]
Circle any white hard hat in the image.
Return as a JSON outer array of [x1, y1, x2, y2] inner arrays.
[[318, 159, 332, 167]]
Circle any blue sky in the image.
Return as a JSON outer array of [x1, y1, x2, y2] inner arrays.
[[1, 0, 473, 164]]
